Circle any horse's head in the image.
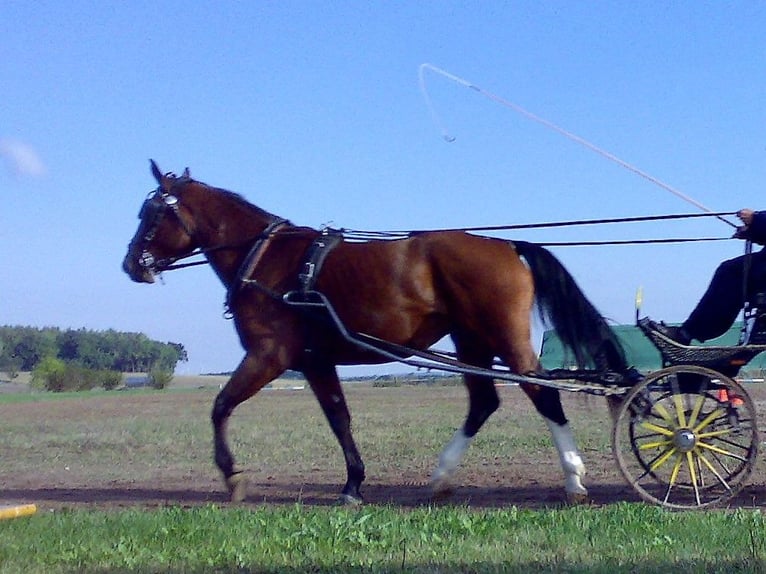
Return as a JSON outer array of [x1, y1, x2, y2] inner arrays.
[[122, 160, 198, 283]]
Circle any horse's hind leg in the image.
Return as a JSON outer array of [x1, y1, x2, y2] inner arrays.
[[520, 382, 588, 503], [431, 339, 499, 496], [492, 309, 588, 503], [431, 372, 500, 496], [303, 362, 366, 505]]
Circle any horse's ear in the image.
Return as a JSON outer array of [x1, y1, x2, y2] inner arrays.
[[182, 167, 190, 179], [150, 159, 163, 184]]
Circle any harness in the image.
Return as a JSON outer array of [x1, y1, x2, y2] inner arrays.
[[296, 232, 344, 295], [225, 226, 343, 317]]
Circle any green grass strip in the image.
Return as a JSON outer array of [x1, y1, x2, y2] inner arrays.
[[2, 503, 766, 573]]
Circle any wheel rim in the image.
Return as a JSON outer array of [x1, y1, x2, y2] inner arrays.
[[613, 365, 758, 509]]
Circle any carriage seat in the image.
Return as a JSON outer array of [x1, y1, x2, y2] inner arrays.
[[638, 317, 766, 376]]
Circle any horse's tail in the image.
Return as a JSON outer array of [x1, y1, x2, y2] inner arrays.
[[513, 240, 628, 372]]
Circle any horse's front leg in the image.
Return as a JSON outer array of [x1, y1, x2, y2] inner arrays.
[[303, 362, 366, 505], [212, 353, 282, 503], [520, 383, 588, 504]]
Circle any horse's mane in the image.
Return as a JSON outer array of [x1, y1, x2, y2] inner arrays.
[[189, 178, 279, 221]]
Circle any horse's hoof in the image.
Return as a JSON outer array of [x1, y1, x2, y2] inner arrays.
[[431, 476, 454, 499], [432, 487, 454, 501], [226, 472, 248, 503], [566, 491, 589, 505], [337, 493, 363, 506]]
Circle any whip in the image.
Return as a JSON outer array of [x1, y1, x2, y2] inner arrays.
[[418, 63, 737, 229]]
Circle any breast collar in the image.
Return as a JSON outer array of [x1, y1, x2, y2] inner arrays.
[[225, 218, 289, 316]]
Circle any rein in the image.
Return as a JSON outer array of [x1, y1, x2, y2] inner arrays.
[[338, 211, 738, 247], [159, 210, 736, 276]]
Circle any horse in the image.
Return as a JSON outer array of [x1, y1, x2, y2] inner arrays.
[[123, 160, 630, 505]]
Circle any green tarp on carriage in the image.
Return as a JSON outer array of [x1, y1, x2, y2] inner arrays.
[[539, 322, 766, 375]]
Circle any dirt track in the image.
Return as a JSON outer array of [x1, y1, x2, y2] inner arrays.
[[3, 384, 766, 512]]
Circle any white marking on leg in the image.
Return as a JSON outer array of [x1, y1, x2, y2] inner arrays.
[[545, 419, 587, 498], [431, 429, 473, 492]]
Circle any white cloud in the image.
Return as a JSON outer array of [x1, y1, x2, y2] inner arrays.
[[0, 139, 47, 178]]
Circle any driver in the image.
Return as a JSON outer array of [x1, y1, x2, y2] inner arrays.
[[651, 208, 766, 345]]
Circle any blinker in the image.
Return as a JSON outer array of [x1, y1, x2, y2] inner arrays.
[[137, 192, 179, 220]]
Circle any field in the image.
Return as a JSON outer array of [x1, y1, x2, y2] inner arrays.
[[4, 381, 766, 510], [3, 381, 766, 572]]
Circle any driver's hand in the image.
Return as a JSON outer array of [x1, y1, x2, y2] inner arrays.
[[737, 208, 755, 226]]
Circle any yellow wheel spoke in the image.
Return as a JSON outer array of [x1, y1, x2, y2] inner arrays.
[[667, 453, 684, 485], [697, 428, 734, 440], [694, 408, 725, 433], [687, 394, 706, 428], [696, 451, 732, 491], [685, 451, 701, 505], [652, 402, 677, 427], [650, 445, 678, 472], [697, 440, 747, 461], [639, 439, 672, 450], [641, 421, 674, 437]]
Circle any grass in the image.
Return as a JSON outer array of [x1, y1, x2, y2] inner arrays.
[[2, 503, 766, 573]]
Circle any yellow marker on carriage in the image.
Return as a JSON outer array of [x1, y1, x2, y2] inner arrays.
[[0, 504, 37, 520]]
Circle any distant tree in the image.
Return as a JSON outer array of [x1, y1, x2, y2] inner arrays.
[[0, 339, 20, 379], [11, 327, 57, 370], [0, 325, 187, 374]]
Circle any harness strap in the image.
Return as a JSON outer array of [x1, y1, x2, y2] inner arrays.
[[224, 218, 290, 316], [236, 219, 290, 285], [297, 231, 343, 294]]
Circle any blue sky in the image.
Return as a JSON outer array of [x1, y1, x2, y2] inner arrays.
[[2, 2, 765, 376]]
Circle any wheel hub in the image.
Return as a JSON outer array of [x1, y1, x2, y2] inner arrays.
[[673, 428, 697, 452]]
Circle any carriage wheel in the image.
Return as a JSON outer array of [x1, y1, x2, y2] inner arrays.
[[612, 365, 758, 509]]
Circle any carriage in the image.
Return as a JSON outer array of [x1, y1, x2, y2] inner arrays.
[[123, 161, 763, 510]]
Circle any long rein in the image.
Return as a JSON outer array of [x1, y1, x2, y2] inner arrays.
[[161, 210, 737, 273], [339, 210, 738, 246]]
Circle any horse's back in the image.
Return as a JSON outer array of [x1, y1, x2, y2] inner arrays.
[[326, 231, 529, 296], [420, 231, 535, 326], [317, 232, 534, 349]]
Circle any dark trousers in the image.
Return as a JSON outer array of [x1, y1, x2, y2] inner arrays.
[[683, 248, 766, 342]]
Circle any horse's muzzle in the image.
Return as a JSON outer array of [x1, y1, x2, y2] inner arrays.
[[122, 252, 156, 284]]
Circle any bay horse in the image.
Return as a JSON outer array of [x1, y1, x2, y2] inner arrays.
[[123, 161, 630, 505]]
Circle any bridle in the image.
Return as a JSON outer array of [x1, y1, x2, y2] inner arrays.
[[131, 181, 198, 274]]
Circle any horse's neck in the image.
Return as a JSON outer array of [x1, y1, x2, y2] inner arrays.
[[188, 186, 285, 287]]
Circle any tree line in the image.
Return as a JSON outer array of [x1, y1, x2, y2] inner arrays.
[[0, 325, 187, 374]]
